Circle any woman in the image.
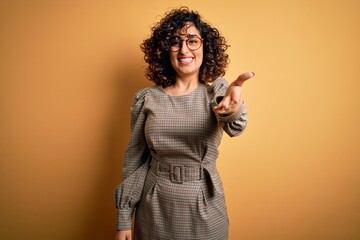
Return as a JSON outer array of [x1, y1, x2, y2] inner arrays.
[[115, 7, 254, 240]]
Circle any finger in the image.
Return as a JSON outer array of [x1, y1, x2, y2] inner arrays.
[[218, 95, 231, 110], [215, 104, 236, 115], [233, 72, 255, 86]]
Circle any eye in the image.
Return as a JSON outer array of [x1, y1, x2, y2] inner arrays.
[[188, 39, 199, 45], [170, 38, 181, 46]]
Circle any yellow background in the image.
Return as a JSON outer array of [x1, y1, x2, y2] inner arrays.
[[1, 0, 359, 239]]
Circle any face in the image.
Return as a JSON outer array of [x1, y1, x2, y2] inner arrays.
[[169, 24, 203, 80]]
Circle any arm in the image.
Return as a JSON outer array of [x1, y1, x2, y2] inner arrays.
[[114, 88, 150, 231]]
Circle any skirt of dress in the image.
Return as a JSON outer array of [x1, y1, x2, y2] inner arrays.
[[134, 170, 229, 240]]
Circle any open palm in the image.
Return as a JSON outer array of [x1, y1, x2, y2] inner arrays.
[[213, 72, 254, 115]]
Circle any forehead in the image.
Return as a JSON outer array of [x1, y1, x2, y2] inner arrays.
[[176, 24, 201, 37]]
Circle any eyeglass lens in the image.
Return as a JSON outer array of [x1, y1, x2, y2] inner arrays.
[[170, 36, 202, 51]]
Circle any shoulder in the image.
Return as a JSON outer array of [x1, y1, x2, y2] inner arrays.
[[131, 85, 163, 106], [131, 88, 148, 107]]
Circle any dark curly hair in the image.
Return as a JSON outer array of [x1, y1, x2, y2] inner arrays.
[[141, 7, 229, 87]]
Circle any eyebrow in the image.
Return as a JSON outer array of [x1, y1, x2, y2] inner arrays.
[[177, 33, 199, 38]]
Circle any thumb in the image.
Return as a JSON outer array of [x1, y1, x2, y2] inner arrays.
[[233, 72, 255, 86]]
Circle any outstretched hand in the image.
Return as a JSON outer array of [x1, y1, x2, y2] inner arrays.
[[213, 72, 255, 115]]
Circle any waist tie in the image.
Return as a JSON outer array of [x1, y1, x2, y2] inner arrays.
[[150, 158, 206, 184]]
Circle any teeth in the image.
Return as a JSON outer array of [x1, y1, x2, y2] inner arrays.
[[179, 58, 193, 63]]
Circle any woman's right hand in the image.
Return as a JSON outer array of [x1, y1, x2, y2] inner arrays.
[[115, 230, 131, 240]]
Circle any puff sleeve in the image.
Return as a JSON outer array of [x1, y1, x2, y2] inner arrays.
[[211, 77, 248, 137], [114, 88, 150, 230]]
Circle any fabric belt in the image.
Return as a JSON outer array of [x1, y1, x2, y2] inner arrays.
[[150, 158, 205, 184]]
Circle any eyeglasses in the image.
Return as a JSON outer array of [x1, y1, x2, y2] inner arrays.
[[170, 35, 203, 52]]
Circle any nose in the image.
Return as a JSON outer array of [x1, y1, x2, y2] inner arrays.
[[179, 40, 190, 54]]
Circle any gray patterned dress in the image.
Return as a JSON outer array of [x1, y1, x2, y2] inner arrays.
[[115, 77, 248, 240]]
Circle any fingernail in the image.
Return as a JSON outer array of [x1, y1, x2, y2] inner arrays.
[[252, 72, 255, 76]]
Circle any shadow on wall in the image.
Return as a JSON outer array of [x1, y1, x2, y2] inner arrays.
[[82, 59, 149, 239]]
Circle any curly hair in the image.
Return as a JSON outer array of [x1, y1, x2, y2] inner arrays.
[[141, 7, 229, 87]]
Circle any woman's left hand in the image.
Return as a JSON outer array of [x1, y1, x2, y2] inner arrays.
[[213, 72, 254, 115]]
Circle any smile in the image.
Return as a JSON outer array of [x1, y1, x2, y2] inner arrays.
[[178, 57, 194, 63]]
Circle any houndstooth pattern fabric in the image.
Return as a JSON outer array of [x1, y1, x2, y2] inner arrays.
[[115, 77, 248, 239]]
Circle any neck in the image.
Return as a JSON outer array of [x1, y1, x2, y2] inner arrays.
[[174, 76, 199, 89], [164, 76, 200, 96]]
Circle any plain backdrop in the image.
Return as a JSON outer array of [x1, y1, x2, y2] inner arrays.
[[0, 0, 359, 239]]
